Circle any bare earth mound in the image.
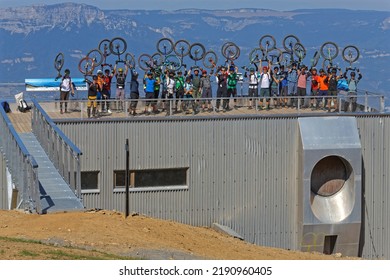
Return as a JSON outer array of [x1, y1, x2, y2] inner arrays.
[[0, 209, 357, 260]]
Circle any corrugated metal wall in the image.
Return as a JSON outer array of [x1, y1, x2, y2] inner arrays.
[[356, 116, 390, 259], [56, 115, 390, 258], [59, 117, 300, 250], [0, 154, 8, 209]]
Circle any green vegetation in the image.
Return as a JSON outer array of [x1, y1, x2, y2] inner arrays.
[[19, 250, 39, 257], [0, 236, 136, 260], [0, 236, 42, 244]]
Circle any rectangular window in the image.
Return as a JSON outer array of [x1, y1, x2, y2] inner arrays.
[[114, 170, 127, 188], [81, 171, 99, 190], [134, 168, 188, 188], [113, 168, 188, 191]]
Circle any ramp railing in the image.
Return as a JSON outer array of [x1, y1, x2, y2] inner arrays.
[[0, 101, 41, 213], [31, 100, 83, 200]]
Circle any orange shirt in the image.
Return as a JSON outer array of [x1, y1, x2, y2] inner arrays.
[[97, 75, 104, 91], [317, 75, 329, 91], [311, 74, 320, 90]]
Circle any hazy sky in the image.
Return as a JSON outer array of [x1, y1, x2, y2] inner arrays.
[[1, 0, 390, 11]]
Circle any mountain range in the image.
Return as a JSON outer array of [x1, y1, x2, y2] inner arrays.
[[0, 3, 389, 94]]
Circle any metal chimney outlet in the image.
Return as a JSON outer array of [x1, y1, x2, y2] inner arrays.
[[298, 117, 362, 256]]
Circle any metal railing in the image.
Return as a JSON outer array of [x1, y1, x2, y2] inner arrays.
[[0, 82, 386, 113], [36, 91, 386, 119], [31, 100, 83, 200], [0, 101, 40, 213]]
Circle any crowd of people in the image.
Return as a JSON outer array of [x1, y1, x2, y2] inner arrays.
[[59, 60, 363, 118]]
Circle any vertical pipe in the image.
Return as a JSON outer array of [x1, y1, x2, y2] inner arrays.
[[125, 138, 129, 217]]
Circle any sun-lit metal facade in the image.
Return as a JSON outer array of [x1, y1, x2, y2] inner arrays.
[[51, 114, 390, 259]]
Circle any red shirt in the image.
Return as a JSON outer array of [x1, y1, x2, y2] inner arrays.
[[103, 75, 112, 91]]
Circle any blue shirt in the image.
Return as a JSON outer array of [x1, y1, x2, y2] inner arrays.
[[287, 69, 298, 83], [144, 77, 155, 93]]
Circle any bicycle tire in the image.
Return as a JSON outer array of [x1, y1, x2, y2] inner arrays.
[[203, 50, 218, 69], [174, 39, 191, 57], [156, 37, 174, 56], [249, 48, 263, 63], [98, 38, 111, 56], [266, 48, 283, 65], [109, 37, 127, 56], [259, 34, 276, 53], [311, 51, 320, 67], [138, 53, 153, 71], [221, 42, 240, 60], [320, 41, 339, 60], [86, 48, 103, 67], [282, 34, 300, 52], [54, 52, 64, 71], [293, 42, 306, 62], [342, 45, 360, 64], [189, 42, 206, 61], [280, 51, 293, 68], [321, 58, 332, 71], [78, 56, 95, 75], [152, 52, 164, 67], [221, 42, 239, 58], [164, 54, 182, 71], [125, 53, 136, 69]]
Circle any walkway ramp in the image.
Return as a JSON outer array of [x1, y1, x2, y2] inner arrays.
[[19, 133, 84, 213]]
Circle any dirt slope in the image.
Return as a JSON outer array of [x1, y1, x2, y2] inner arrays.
[[0, 209, 357, 260]]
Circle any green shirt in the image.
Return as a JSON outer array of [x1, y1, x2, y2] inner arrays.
[[175, 76, 184, 90], [227, 72, 238, 89]]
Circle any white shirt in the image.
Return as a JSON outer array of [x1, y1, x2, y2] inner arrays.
[[249, 73, 259, 85], [260, 73, 270, 89], [60, 77, 72, 92], [166, 77, 175, 94]]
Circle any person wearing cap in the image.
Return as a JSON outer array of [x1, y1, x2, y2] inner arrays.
[[259, 62, 272, 110], [215, 66, 228, 112], [101, 68, 113, 113], [226, 65, 239, 111], [190, 68, 201, 98], [113, 64, 129, 112], [96, 69, 104, 108], [162, 70, 176, 116], [271, 66, 283, 109], [85, 75, 101, 118], [310, 67, 320, 110], [129, 69, 139, 116], [188, 68, 202, 113], [247, 65, 259, 109], [182, 76, 196, 114], [326, 67, 342, 112], [143, 71, 158, 115], [279, 65, 289, 107], [343, 68, 363, 112], [174, 70, 185, 113], [199, 69, 213, 112], [153, 70, 161, 100], [59, 69, 74, 114], [317, 68, 329, 110], [287, 62, 299, 107], [296, 65, 311, 109]]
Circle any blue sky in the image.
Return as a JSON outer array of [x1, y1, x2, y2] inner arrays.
[[1, 0, 390, 11]]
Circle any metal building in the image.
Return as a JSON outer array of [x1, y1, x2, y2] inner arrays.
[[54, 114, 390, 259], [1, 102, 390, 259]]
